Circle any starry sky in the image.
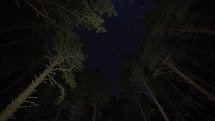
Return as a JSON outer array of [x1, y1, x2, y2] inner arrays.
[[77, 0, 158, 94]]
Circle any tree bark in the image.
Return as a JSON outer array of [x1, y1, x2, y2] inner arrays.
[[169, 25, 215, 35], [164, 94, 187, 119], [166, 78, 184, 98], [92, 103, 97, 121], [165, 77, 207, 121], [0, 58, 60, 121], [164, 60, 215, 102], [133, 64, 170, 121], [134, 94, 148, 121], [143, 82, 170, 121]]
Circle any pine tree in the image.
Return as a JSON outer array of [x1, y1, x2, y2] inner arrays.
[[139, 39, 215, 102], [0, 31, 84, 121]]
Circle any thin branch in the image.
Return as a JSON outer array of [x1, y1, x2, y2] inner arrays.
[[24, 0, 48, 19], [49, 1, 78, 16], [18, 106, 32, 109], [52, 68, 71, 71], [47, 74, 65, 104], [24, 101, 39, 107]]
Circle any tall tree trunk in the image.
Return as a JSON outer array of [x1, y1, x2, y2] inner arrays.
[[132, 64, 170, 121], [134, 94, 148, 121], [143, 82, 170, 121], [164, 94, 187, 120], [77, 95, 84, 121], [92, 103, 97, 121], [165, 78, 184, 98], [163, 60, 215, 102], [134, 101, 142, 121], [0, 58, 60, 121], [165, 77, 207, 121], [169, 24, 215, 35]]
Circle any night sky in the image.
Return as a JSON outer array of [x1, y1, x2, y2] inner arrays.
[[77, 0, 158, 94], [1, 1, 215, 121]]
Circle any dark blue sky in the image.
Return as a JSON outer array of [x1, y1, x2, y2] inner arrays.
[[77, 0, 158, 94]]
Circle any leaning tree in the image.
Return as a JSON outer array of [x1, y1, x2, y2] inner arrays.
[[139, 39, 215, 102], [0, 31, 84, 121]]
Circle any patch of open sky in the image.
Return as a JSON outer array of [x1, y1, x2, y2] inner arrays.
[[76, 0, 158, 96]]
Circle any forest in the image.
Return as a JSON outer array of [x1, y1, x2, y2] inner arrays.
[[0, 0, 215, 121]]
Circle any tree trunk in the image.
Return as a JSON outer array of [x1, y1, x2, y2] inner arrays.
[[169, 25, 215, 35], [143, 82, 170, 121], [165, 77, 207, 121], [92, 103, 97, 121], [134, 101, 142, 121], [164, 60, 215, 102], [164, 94, 186, 120], [134, 94, 148, 121], [0, 58, 60, 121], [132, 64, 170, 121], [165, 78, 184, 98], [77, 95, 84, 121]]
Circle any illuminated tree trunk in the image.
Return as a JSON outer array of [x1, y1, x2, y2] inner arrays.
[[131, 64, 170, 121], [163, 59, 215, 102], [143, 82, 170, 121], [165, 77, 208, 121], [0, 58, 61, 121]]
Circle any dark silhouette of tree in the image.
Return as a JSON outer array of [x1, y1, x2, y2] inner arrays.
[[139, 39, 215, 102], [143, 0, 215, 36], [129, 62, 170, 121], [119, 55, 148, 121], [75, 69, 107, 121]]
